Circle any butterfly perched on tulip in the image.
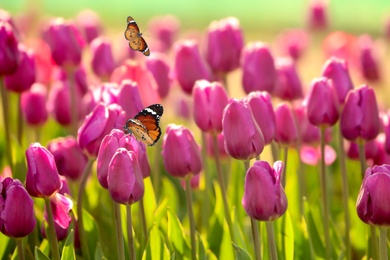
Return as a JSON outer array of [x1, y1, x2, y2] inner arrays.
[[124, 16, 150, 56], [124, 104, 164, 146]]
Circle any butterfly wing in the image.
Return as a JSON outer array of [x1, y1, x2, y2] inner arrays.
[[124, 16, 150, 56]]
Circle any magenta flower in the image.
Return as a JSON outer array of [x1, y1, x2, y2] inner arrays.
[[193, 80, 229, 133], [148, 15, 180, 52], [162, 124, 202, 178], [205, 17, 244, 74], [340, 85, 380, 141], [206, 132, 228, 158], [300, 145, 336, 166], [116, 80, 144, 119], [274, 103, 298, 145], [25, 143, 62, 198], [307, 0, 328, 30], [357, 35, 380, 82], [52, 66, 88, 96], [146, 53, 171, 99], [108, 148, 144, 205], [222, 99, 264, 160], [75, 9, 103, 44], [0, 177, 36, 238], [90, 37, 115, 79], [357, 164, 390, 226], [274, 57, 303, 101], [21, 83, 49, 126], [276, 29, 309, 61], [242, 42, 277, 94], [242, 161, 288, 221], [0, 21, 19, 75], [173, 40, 212, 95]]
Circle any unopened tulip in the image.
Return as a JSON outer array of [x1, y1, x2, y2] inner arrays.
[[307, 0, 328, 30], [274, 103, 298, 145], [90, 37, 115, 79], [357, 35, 380, 82], [148, 15, 180, 52], [116, 80, 144, 119], [146, 53, 171, 99], [0, 21, 19, 75], [274, 57, 303, 101], [276, 29, 309, 61], [21, 83, 48, 126], [206, 132, 228, 158], [75, 9, 103, 44]]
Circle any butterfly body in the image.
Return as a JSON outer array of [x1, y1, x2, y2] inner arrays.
[[124, 104, 163, 146], [125, 16, 150, 56]]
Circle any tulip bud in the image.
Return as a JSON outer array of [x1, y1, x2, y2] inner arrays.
[[193, 80, 229, 133], [307, 0, 328, 30], [357, 35, 380, 82], [357, 164, 390, 226], [90, 37, 115, 79], [148, 15, 179, 52], [21, 83, 49, 126], [0, 21, 19, 75], [242, 42, 277, 94], [222, 99, 264, 160], [146, 53, 171, 99], [25, 143, 62, 198], [75, 9, 103, 44], [0, 178, 36, 238], [206, 132, 228, 158], [162, 124, 203, 178], [173, 40, 212, 95], [274, 103, 298, 145], [205, 17, 244, 73], [276, 29, 309, 61], [340, 85, 380, 141], [306, 77, 339, 127], [274, 57, 303, 101], [116, 80, 144, 119], [52, 66, 88, 96], [242, 161, 288, 221], [108, 148, 144, 205]]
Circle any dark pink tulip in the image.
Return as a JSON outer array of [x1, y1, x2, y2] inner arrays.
[[205, 17, 244, 73], [243, 91, 275, 144], [274, 57, 303, 101], [274, 103, 298, 145], [206, 132, 228, 158], [21, 83, 48, 126], [321, 57, 354, 104], [162, 124, 202, 178], [0, 21, 19, 75], [75, 9, 103, 44], [175, 96, 191, 120], [276, 29, 309, 61], [307, 0, 328, 30], [222, 99, 264, 160], [193, 80, 229, 133], [52, 66, 88, 96], [357, 164, 390, 226], [173, 40, 212, 95], [357, 35, 380, 82], [306, 77, 339, 127], [116, 80, 144, 119], [5, 44, 35, 93], [25, 143, 62, 198], [146, 53, 171, 99], [0, 177, 36, 238], [90, 37, 115, 79], [346, 140, 379, 162], [242, 42, 277, 94], [43, 18, 85, 67], [242, 161, 288, 221], [180, 174, 200, 190], [77, 103, 126, 157], [148, 15, 180, 52], [47, 136, 88, 180], [341, 85, 380, 141], [108, 148, 144, 205]]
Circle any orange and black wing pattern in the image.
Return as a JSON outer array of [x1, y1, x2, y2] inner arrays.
[[124, 16, 150, 56]]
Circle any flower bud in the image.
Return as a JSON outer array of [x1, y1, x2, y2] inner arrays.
[[148, 15, 179, 52], [242, 161, 288, 221], [274, 103, 298, 145], [307, 0, 328, 30], [222, 99, 264, 160], [52, 66, 88, 96], [274, 57, 303, 101], [146, 53, 171, 99], [0, 21, 19, 75], [90, 37, 115, 79], [75, 9, 103, 44], [116, 80, 144, 119], [162, 124, 202, 178], [21, 83, 48, 126], [206, 132, 228, 158], [276, 29, 309, 61], [357, 35, 380, 82]]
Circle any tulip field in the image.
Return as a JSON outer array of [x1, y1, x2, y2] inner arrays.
[[1, 1, 390, 260]]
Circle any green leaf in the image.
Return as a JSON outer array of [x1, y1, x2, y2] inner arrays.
[[167, 208, 190, 257], [274, 211, 294, 260], [304, 201, 325, 258], [197, 233, 206, 260], [82, 208, 100, 259], [61, 229, 75, 260], [94, 242, 105, 260], [233, 243, 252, 260], [0, 235, 12, 260], [34, 247, 50, 260], [142, 177, 157, 229], [142, 224, 170, 260]]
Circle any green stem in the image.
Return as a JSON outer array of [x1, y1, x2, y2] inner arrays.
[[114, 203, 125, 260], [213, 134, 236, 243], [250, 218, 262, 260], [152, 141, 162, 200], [138, 198, 148, 247], [17, 94, 23, 145], [76, 158, 95, 260], [271, 141, 279, 162], [126, 204, 136, 260], [320, 127, 331, 260], [201, 132, 210, 232], [15, 238, 25, 260], [185, 177, 197, 260], [0, 77, 13, 171], [44, 198, 60, 260], [379, 227, 388, 260], [66, 67, 78, 136], [281, 146, 288, 188], [357, 140, 367, 179], [266, 222, 278, 260]]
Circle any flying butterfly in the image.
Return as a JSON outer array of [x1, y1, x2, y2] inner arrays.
[[124, 104, 164, 146], [124, 16, 150, 56]]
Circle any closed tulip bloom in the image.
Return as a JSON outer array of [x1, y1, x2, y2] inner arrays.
[[205, 17, 244, 73], [173, 40, 212, 95], [222, 99, 265, 160], [276, 29, 309, 61], [116, 80, 144, 119], [21, 83, 48, 126], [25, 143, 62, 198], [52, 66, 89, 96], [162, 124, 203, 178], [108, 148, 144, 205], [75, 9, 103, 44], [357, 35, 380, 82], [306, 77, 339, 127], [148, 15, 180, 52], [43, 18, 85, 67], [307, 0, 328, 30], [357, 164, 390, 226], [274, 103, 298, 145], [321, 57, 354, 104], [5, 44, 35, 93], [47, 136, 88, 180], [242, 42, 277, 94], [206, 132, 228, 158], [242, 161, 288, 221], [244, 91, 275, 144], [146, 53, 171, 99], [274, 57, 303, 101], [193, 80, 229, 133], [78, 103, 126, 157], [90, 37, 115, 79], [341, 85, 380, 141], [0, 177, 36, 237], [0, 21, 19, 75]]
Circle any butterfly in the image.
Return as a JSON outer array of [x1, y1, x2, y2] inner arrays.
[[124, 104, 164, 146], [124, 16, 150, 56]]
